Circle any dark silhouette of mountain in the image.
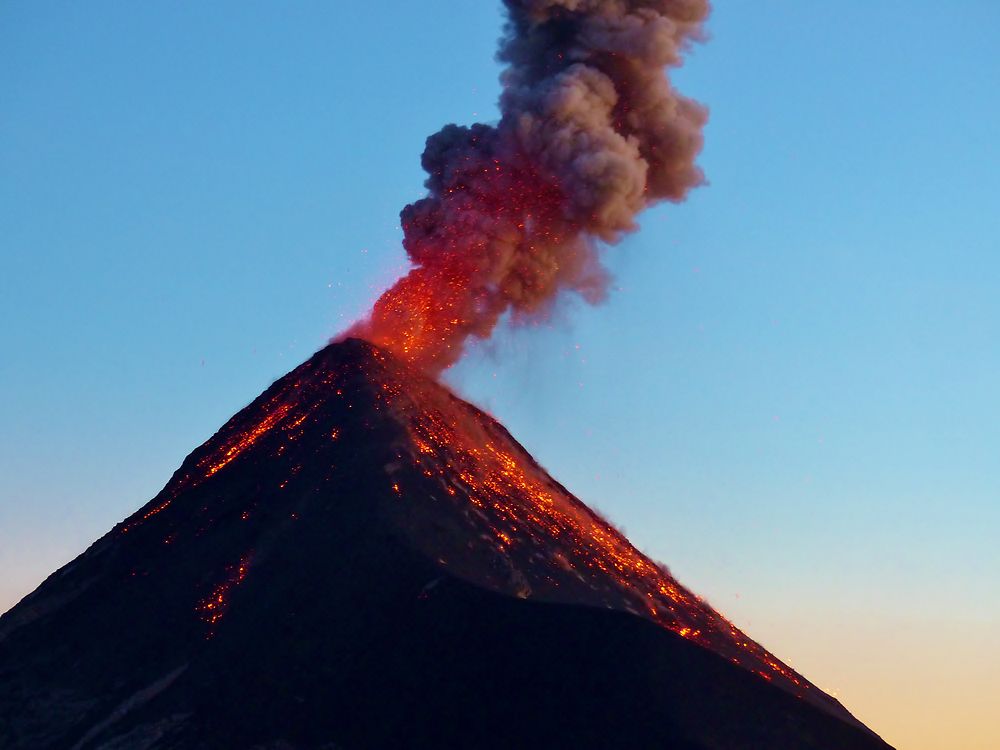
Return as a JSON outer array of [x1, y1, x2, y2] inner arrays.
[[0, 339, 893, 749]]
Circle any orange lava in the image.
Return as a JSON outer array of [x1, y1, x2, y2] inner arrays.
[[202, 403, 294, 477], [197, 553, 252, 628], [350, 163, 574, 374]]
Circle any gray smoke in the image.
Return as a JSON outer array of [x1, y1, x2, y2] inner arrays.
[[350, 0, 710, 373]]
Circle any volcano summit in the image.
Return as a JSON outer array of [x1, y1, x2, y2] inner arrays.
[[0, 340, 891, 749]]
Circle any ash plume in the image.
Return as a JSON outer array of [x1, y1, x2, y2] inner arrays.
[[349, 0, 710, 373]]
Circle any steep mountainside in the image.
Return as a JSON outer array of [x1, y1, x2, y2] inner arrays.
[[0, 340, 892, 750]]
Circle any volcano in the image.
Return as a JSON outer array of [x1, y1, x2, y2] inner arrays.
[[0, 339, 891, 749]]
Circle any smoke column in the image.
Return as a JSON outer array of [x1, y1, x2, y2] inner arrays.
[[349, 0, 710, 373]]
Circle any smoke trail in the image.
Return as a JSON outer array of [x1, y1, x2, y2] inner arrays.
[[349, 0, 710, 373]]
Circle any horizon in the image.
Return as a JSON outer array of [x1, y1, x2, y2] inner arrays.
[[2, 3, 998, 749]]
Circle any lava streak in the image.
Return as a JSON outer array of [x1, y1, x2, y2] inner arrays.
[[202, 402, 294, 477], [348, 0, 709, 373], [197, 553, 253, 629], [370, 360, 810, 697]]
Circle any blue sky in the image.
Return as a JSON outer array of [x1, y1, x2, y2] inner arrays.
[[2, 3, 998, 747]]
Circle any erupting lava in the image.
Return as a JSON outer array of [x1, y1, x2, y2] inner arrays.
[[348, 0, 709, 372]]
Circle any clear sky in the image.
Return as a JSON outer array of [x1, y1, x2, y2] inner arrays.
[[2, 3, 997, 748]]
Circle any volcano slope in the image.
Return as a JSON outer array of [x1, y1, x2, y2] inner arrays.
[[0, 339, 893, 749]]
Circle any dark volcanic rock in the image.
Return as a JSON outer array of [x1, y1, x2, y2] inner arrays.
[[0, 340, 893, 749]]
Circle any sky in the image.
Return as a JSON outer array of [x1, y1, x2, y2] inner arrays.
[[1, 2, 998, 748]]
